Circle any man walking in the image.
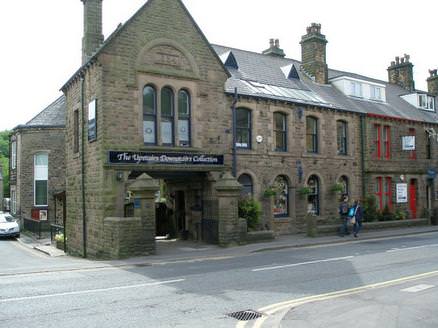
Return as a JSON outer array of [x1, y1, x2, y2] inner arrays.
[[339, 195, 350, 236]]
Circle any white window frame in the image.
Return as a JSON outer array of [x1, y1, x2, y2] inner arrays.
[[350, 81, 363, 98], [370, 86, 382, 100], [34, 153, 48, 207], [11, 141, 17, 170]]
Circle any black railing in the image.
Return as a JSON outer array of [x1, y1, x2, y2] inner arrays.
[[23, 218, 50, 239]]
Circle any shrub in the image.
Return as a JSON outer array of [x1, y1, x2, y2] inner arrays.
[[54, 233, 64, 242], [381, 206, 394, 221], [362, 195, 378, 222], [238, 197, 262, 230], [395, 209, 407, 220]]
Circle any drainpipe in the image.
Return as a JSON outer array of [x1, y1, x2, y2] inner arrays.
[[360, 114, 367, 199], [80, 75, 87, 258], [231, 88, 238, 177]]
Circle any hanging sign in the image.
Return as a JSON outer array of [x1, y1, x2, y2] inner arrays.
[[108, 151, 224, 166]]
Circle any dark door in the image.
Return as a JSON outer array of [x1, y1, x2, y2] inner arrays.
[[409, 179, 417, 219], [175, 191, 186, 234]]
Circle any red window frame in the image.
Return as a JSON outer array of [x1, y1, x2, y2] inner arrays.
[[376, 177, 392, 210], [375, 177, 383, 209], [374, 124, 381, 159], [383, 126, 391, 159], [409, 128, 416, 159], [384, 177, 392, 210]]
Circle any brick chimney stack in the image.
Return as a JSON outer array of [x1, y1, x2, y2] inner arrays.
[[300, 23, 328, 84], [81, 0, 104, 64], [387, 54, 415, 92], [262, 38, 286, 58], [427, 69, 438, 96]]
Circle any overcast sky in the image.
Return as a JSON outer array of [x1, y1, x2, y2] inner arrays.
[[1, 0, 437, 131]]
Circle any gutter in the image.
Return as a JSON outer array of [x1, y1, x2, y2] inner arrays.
[[360, 114, 367, 199], [80, 76, 87, 258]]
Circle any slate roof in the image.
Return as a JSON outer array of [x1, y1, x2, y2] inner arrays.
[[17, 95, 66, 129], [213, 45, 438, 124]]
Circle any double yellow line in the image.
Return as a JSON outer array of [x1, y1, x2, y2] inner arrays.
[[237, 270, 438, 328]]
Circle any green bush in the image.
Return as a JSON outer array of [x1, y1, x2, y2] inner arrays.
[[362, 195, 378, 222], [381, 206, 395, 221], [395, 209, 407, 220], [238, 197, 262, 230]]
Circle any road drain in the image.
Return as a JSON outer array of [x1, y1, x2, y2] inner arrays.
[[227, 310, 264, 321]]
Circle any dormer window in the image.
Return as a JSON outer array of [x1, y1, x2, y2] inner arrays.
[[370, 86, 383, 101], [418, 94, 435, 111], [350, 81, 363, 97]]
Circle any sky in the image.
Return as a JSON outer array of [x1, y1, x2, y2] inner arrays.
[[0, 0, 437, 131]]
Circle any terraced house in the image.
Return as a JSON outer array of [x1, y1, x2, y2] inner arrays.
[[10, 0, 438, 259]]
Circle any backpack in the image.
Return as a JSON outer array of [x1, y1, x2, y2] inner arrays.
[[348, 207, 355, 217], [340, 202, 349, 215]]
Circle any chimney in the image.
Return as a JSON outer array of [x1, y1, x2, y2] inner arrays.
[[427, 69, 438, 96], [262, 38, 286, 58], [387, 54, 415, 91], [81, 0, 104, 64], [300, 23, 328, 84]]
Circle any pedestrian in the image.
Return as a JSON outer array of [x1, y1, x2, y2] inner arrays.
[[338, 195, 350, 236], [351, 200, 363, 238]]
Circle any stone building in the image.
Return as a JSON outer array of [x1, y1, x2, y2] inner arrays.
[[0, 164, 3, 210], [11, 0, 438, 258], [9, 96, 66, 228]]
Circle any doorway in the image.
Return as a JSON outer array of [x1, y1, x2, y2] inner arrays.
[[409, 179, 417, 219]]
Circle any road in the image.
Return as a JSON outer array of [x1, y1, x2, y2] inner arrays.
[[1, 233, 438, 328]]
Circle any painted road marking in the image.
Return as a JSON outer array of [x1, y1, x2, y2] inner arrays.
[[0, 279, 185, 303], [386, 243, 438, 253], [237, 270, 438, 328], [401, 284, 435, 293], [251, 256, 354, 272]]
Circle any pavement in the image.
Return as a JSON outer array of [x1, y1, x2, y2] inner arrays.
[[16, 224, 438, 266]]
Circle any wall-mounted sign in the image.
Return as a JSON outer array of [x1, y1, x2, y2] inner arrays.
[[402, 136, 416, 151], [88, 99, 97, 142], [427, 168, 437, 180], [108, 151, 224, 166], [396, 183, 408, 203]]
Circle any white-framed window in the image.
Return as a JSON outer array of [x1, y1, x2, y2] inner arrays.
[[34, 153, 48, 206], [370, 86, 382, 100], [11, 140, 17, 170], [418, 94, 435, 111], [350, 81, 363, 97]]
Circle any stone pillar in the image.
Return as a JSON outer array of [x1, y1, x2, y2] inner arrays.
[[215, 172, 242, 246], [128, 173, 160, 254]]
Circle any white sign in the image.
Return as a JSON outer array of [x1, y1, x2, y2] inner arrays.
[[402, 136, 416, 151], [396, 183, 408, 203]]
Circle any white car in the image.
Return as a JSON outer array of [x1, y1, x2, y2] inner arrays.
[[0, 213, 20, 238]]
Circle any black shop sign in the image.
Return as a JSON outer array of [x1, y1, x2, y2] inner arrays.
[[108, 151, 224, 166]]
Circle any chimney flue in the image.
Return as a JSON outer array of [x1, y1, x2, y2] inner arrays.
[[81, 0, 104, 64], [387, 54, 415, 91], [427, 68, 438, 96], [262, 38, 285, 58], [300, 23, 328, 84]]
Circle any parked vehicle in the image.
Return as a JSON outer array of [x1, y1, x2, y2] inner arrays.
[[0, 213, 20, 238]]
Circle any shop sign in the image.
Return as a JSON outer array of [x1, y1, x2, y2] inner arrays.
[[402, 136, 416, 151], [108, 151, 224, 166], [396, 183, 408, 203], [427, 168, 437, 179]]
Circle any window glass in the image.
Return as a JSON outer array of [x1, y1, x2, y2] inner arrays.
[[306, 116, 318, 153], [273, 176, 289, 217], [161, 87, 174, 145], [143, 120, 156, 144], [238, 174, 253, 197], [307, 175, 320, 215], [161, 87, 174, 116], [143, 86, 156, 114], [338, 176, 349, 196], [274, 112, 287, 151], [11, 141, 17, 169], [178, 90, 191, 147], [236, 108, 251, 149], [34, 153, 48, 206], [337, 120, 347, 155]]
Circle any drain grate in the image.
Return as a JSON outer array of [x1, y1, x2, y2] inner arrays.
[[227, 310, 264, 321]]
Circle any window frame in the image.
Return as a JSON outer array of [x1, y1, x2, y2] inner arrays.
[[374, 124, 382, 159], [306, 116, 319, 154], [408, 128, 417, 160], [336, 120, 348, 155], [34, 152, 48, 207], [143, 85, 158, 145], [426, 131, 432, 159], [74, 110, 79, 153], [307, 175, 320, 216], [238, 174, 254, 197], [273, 175, 289, 218], [383, 125, 391, 160], [274, 112, 287, 152], [178, 89, 191, 147], [236, 108, 252, 149], [11, 140, 17, 170]]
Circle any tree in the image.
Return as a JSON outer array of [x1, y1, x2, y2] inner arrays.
[[0, 130, 10, 197]]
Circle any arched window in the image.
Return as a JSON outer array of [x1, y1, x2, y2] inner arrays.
[[337, 120, 348, 155], [307, 175, 320, 215], [143, 85, 157, 144], [338, 175, 349, 197], [161, 87, 174, 146], [273, 175, 289, 217], [274, 112, 287, 152], [236, 108, 251, 149], [178, 90, 191, 147], [306, 116, 318, 153], [238, 174, 253, 197]]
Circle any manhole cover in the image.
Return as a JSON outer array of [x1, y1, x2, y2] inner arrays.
[[227, 310, 264, 321]]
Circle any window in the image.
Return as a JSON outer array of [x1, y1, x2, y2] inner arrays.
[[238, 174, 253, 197], [11, 140, 17, 170], [336, 120, 348, 155], [34, 153, 48, 206], [161, 87, 174, 146], [306, 116, 318, 153], [274, 112, 287, 152], [88, 99, 97, 142], [307, 175, 320, 215], [408, 128, 416, 159], [338, 175, 349, 197], [350, 81, 363, 97], [10, 188, 16, 215], [236, 108, 251, 149], [383, 126, 391, 159], [74, 110, 79, 153], [375, 177, 392, 210], [374, 124, 381, 159], [418, 94, 435, 111], [273, 176, 289, 217], [370, 86, 382, 100], [143, 85, 157, 145], [426, 131, 432, 159], [178, 90, 191, 147]]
